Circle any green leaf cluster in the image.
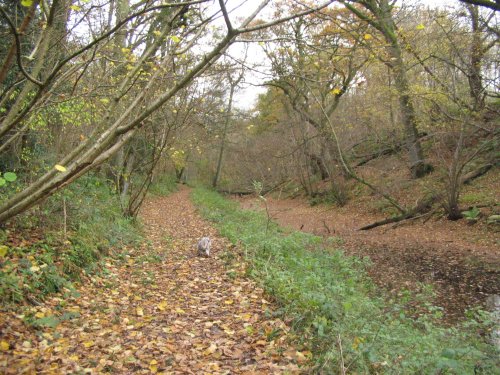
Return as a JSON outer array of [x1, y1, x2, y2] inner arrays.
[[0, 171, 17, 187]]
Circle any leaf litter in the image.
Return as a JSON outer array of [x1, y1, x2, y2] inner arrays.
[[0, 187, 302, 374]]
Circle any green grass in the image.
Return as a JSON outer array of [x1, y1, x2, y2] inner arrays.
[[0, 175, 143, 305], [191, 187, 498, 374]]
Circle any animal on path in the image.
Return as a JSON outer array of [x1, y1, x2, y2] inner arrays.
[[197, 237, 211, 257]]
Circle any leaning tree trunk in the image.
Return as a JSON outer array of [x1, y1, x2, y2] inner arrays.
[[389, 43, 431, 178], [343, 0, 432, 179]]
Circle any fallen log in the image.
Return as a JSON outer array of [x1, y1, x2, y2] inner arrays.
[[359, 212, 412, 230], [355, 145, 401, 167], [218, 189, 253, 196], [354, 133, 428, 167], [462, 163, 494, 185], [359, 162, 496, 230], [359, 194, 442, 231], [218, 179, 291, 197]]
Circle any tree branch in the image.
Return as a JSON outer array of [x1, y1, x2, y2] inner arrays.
[[459, 0, 500, 11], [218, 0, 233, 33], [0, 5, 43, 86]]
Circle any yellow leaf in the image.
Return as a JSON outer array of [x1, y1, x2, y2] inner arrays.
[[70, 5, 81, 11], [416, 24, 425, 30], [210, 363, 220, 371], [136, 307, 144, 317], [241, 313, 252, 321], [100, 98, 110, 104], [170, 35, 180, 43], [203, 343, 217, 356], [295, 351, 308, 363], [0, 341, 9, 351], [30, 265, 40, 272], [83, 341, 94, 348], [364, 33, 372, 40], [153, 30, 161, 36], [175, 308, 185, 314], [352, 336, 365, 350], [157, 301, 168, 311], [21, 0, 33, 7], [330, 88, 341, 95], [121, 47, 130, 54], [55, 164, 67, 172], [149, 359, 158, 373], [224, 300, 233, 305], [69, 355, 79, 361], [0, 245, 8, 257], [35, 312, 45, 318]]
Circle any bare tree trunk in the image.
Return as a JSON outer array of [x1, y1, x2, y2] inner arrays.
[[213, 82, 235, 188], [120, 150, 135, 211], [446, 122, 465, 220], [0, 8, 57, 140], [466, 5, 486, 111], [390, 44, 430, 178], [343, 0, 432, 178]]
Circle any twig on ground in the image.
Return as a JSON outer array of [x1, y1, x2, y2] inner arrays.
[[338, 334, 346, 375]]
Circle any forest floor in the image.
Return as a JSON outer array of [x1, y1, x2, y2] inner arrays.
[[0, 187, 303, 374], [236, 193, 500, 323]]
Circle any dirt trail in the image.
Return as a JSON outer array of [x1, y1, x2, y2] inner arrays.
[[236, 195, 500, 322], [0, 188, 301, 374]]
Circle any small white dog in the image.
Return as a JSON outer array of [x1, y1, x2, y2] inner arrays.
[[197, 237, 211, 257]]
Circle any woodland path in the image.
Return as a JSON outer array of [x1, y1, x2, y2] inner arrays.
[[236, 195, 500, 323], [0, 187, 301, 374]]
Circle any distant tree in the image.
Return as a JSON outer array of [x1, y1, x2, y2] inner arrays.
[[212, 62, 245, 189], [341, 0, 433, 178], [260, 5, 368, 193]]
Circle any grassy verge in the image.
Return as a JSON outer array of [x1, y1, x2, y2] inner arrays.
[[0, 175, 143, 306], [192, 187, 498, 374]]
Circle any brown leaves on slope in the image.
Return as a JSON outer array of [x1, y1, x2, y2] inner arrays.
[[0, 187, 303, 374]]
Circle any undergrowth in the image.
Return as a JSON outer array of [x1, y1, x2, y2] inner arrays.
[[0, 175, 143, 306], [148, 174, 178, 196], [192, 188, 498, 374]]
